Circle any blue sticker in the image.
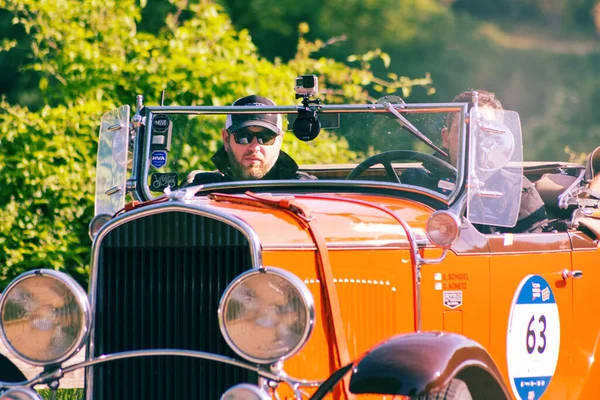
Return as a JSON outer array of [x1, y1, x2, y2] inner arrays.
[[437, 177, 455, 194], [507, 275, 560, 400], [151, 151, 167, 169]]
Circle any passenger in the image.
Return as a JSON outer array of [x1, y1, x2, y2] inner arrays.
[[184, 95, 315, 185], [404, 89, 548, 233]]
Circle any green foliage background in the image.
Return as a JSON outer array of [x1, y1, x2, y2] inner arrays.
[[0, 0, 432, 287], [1, 0, 599, 287], [223, 0, 600, 162]]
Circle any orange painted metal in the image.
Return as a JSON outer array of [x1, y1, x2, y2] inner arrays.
[[570, 246, 600, 399], [263, 249, 415, 382], [207, 195, 434, 247], [203, 192, 600, 399]]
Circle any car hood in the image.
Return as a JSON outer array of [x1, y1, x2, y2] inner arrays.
[[194, 192, 436, 248]]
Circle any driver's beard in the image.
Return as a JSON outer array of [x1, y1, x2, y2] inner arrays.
[[227, 150, 277, 180]]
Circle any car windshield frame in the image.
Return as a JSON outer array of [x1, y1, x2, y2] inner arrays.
[[136, 103, 469, 203]]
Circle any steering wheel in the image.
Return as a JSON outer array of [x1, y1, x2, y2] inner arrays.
[[346, 150, 457, 183]]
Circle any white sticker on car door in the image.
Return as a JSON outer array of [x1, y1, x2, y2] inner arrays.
[[506, 275, 560, 400]]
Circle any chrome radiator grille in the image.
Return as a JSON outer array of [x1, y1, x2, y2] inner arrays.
[[90, 211, 256, 399]]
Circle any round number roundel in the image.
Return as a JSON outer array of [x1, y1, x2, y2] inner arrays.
[[507, 275, 560, 400]]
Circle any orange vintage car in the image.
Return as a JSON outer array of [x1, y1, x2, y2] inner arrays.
[[0, 88, 599, 400]]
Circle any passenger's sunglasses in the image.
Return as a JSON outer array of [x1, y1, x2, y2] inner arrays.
[[229, 128, 279, 146]]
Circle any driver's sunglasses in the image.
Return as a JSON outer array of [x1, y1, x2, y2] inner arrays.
[[229, 128, 279, 146]]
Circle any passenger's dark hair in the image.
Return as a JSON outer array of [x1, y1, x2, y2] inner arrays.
[[452, 89, 503, 110], [446, 89, 503, 128]]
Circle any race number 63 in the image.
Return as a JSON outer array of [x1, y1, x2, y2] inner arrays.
[[507, 275, 560, 400], [526, 314, 547, 354]]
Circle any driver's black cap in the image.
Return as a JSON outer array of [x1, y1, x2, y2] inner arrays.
[[225, 95, 283, 135]]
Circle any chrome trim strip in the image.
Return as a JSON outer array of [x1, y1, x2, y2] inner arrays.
[[217, 267, 315, 364], [445, 246, 574, 256], [418, 249, 448, 264], [572, 248, 599, 252], [140, 112, 154, 201], [86, 202, 263, 398], [452, 104, 469, 205], [130, 103, 143, 202], [0, 269, 91, 367], [180, 180, 450, 204], [261, 244, 319, 251], [1, 350, 323, 391], [262, 242, 414, 251], [145, 103, 465, 114], [0, 387, 45, 398], [486, 249, 572, 255], [448, 249, 571, 256]]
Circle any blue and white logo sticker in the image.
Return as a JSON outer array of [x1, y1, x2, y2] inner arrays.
[[151, 151, 167, 169], [437, 177, 455, 194], [507, 275, 560, 400]]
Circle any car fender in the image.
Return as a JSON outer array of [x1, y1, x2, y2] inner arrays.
[[348, 332, 511, 399]]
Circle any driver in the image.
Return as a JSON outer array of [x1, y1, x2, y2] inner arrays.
[[184, 95, 316, 185], [403, 89, 548, 233]]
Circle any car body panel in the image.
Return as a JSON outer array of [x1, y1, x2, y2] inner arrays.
[[263, 248, 415, 381], [571, 246, 600, 399], [201, 194, 435, 248]]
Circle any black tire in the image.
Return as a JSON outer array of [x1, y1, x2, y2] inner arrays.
[[413, 379, 472, 400]]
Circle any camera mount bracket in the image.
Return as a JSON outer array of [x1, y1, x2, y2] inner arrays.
[[296, 93, 321, 108]]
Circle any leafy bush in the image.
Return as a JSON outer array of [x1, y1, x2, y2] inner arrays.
[[0, 0, 431, 288]]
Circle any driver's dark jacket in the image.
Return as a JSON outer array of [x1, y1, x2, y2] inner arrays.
[[401, 154, 548, 234], [183, 147, 316, 186]]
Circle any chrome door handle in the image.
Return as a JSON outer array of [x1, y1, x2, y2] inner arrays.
[[562, 269, 583, 280]]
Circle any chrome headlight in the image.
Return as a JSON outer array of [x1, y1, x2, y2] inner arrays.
[[218, 267, 315, 364], [220, 384, 270, 400], [0, 388, 43, 400], [0, 269, 90, 366]]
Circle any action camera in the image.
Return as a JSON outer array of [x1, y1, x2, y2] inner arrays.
[[294, 74, 318, 97]]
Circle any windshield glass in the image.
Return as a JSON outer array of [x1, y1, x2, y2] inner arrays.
[[467, 109, 523, 227], [95, 105, 130, 216], [141, 105, 463, 199]]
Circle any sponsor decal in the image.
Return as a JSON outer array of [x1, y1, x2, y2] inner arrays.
[[150, 172, 178, 192], [151, 151, 167, 168], [507, 275, 560, 400], [443, 290, 462, 309], [440, 272, 469, 290], [152, 114, 170, 132], [437, 177, 455, 194]]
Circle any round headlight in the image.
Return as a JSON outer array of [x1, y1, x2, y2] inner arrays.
[[0, 269, 90, 366], [426, 211, 461, 248], [218, 267, 315, 364], [0, 388, 43, 400], [220, 384, 270, 400]]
